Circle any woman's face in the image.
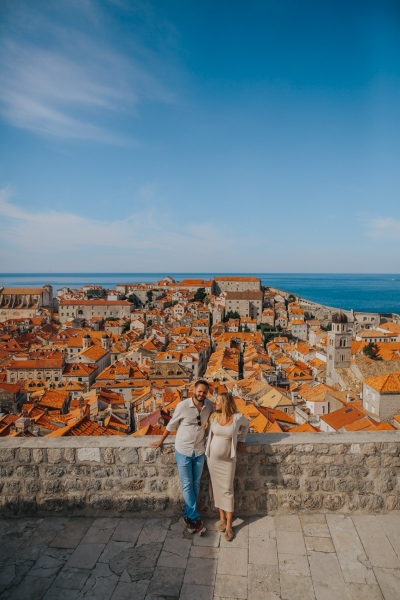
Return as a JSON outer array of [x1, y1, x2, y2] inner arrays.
[[215, 395, 223, 411]]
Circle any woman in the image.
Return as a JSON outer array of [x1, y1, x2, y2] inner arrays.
[[205, 392, 249, 541]]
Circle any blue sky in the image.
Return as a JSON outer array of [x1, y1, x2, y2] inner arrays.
[[1, 0, 400, 273]]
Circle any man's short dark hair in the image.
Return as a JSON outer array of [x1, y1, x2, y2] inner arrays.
[[194, 379, 209, 389]]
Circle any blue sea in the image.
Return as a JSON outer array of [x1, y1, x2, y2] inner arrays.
[[1, 273, 399, 315]]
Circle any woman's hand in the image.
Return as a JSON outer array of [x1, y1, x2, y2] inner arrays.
[[237, 442, 246, 453]]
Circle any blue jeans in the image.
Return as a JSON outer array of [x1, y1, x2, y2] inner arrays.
[[175, 450, 205, 522]]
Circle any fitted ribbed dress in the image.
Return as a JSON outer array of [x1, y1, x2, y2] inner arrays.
[[207, 421, 236, 512]]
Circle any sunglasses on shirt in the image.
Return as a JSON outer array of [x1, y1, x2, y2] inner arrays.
[[196, 415, 201, 426]]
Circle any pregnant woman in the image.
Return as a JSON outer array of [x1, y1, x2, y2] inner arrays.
[[206, 392, 250, 541]]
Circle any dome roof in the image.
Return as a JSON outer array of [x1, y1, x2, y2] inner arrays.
[[332, 312, 348, 324]]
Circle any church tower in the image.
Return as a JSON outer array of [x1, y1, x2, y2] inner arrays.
[[326, 312, 352, 386]]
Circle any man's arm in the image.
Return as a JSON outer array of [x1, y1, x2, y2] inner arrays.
[[150, 429, 171, 449], [149, 403, 182, 448]]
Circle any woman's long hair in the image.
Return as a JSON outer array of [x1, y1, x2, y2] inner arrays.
[[211, 392, 238, 422]]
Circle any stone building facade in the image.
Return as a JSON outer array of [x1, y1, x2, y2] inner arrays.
[[326, 312, 352, 386], [214, 276, 261, 295], [225, 291, 263, 324], [58, 300, 133, 325], [0, 285, 53, 323]]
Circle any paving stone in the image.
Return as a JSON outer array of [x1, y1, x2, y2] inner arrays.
[[183, 557, 217, 586], [28, 553, 69, 579], [302, 523, 331, 538], [276, 531, 306, 555], [98, 540, 135, 564], [7, 575, 54, 600], [249, 516, 275, 538], [192, 531, 220, 547], [247, 564, 280, 595], [300, 514, 327, 525], [308, 551, 348, 600], [247, 592, 281, 600], [168, 518, 190, 539], [280, 573, 315, 600], [0, 559, 35, 591], [352, 516, 400, 569], [274, 515, 302, 532], [217, 547, 248, 577], [179, 583, 214, 600], [111, 518, 145, 544], [279, 553, 310, 577], [110, 582, 148, 600], [43, 588, 80, 600], [157, 537, 192, 569], [305, 537, 335, 553], [377, 514, 400, 559], [327, 515, 376, 584], [77, 568, 118, 599], [147, 566, 185, 597], [373, 568, 400, 600], [136, 518, 170, 547], [346, 583, 384, 600], [52, 568, 91, 590], [66, 543, 105, 570], [109, 543, 162, 582], [248, 537, 278, 566], [50, 519, 94, 549], [80, 522, 117, 545], [189, 546, 219, 559], [214, 574, 248, 599]]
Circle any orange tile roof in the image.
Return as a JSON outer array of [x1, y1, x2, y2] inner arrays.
[[320, 405, 367, 430], [364, 371, 400, 393]]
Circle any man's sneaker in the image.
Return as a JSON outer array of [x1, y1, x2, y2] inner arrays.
[[184, 517, 196, 533], [192, 519, 206, 536]]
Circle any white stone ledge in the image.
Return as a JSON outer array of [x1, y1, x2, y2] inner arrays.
[[0, 431, 399, 449]]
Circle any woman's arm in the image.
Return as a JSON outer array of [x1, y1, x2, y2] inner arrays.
[[237, 415, 250, 442]]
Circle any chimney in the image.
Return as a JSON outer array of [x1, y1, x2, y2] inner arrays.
[[15, 417, 30, 432]]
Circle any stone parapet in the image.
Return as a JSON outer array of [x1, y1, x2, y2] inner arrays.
[[1, 432, 400, 516]]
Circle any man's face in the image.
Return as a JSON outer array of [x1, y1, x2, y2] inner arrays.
[[194, 384, 208, 402]]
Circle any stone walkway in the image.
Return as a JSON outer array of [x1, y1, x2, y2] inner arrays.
[[1, 514, 400, 600]]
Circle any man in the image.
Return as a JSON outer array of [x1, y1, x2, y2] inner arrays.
[[150, 379, 213, 534]]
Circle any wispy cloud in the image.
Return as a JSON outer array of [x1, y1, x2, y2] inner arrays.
[[366, 217, 400, 239], [0, 187, 237, 271], [0, 2, 176, 143]]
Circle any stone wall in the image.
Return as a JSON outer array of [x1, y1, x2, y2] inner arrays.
[[1, 432, 400, 517]]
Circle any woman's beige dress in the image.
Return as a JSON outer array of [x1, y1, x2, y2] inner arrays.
[[207, 420, 235, 512]]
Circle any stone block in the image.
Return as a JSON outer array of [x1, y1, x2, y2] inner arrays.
[[283, 477, 300, 490], [351, 466, 369, 478], [32, 448, 45, 463], [306, 466, 326, 478], [0, 465, 14, 477], [280, 493, 302, 510], [140, 447, 157, 463], [68, 465, 91, 476], [380, 442, 399, 456], [350, 444, 361, 454], [316, 444, 329, 454], [118, 447, 139, 464], [18, 448, 31, 463], [359, 495, 383, 511], [318, 455, 335, 464], [295, 444, 313, 453], [330, 444, 347, 455], [102, 447, 115, 464], [149, 480, 168, 493], [122, 479, 145, 491], [115, 495, 141, 513], [25, 478, 41, 494], [362, 443, 376, 455], [89, 494, 113, 511], [0, 448, 14, 462], [302, 493, 323, 510], [337, 479, 355, 492], [365, 455, 380, 468], [345, 454, 365, 466], [93, 467, 113, 478], [305, 479, 319, 492], [43, 480, 61, 494], [329, 465, 349, 477], [64, 448, 75, 464], [47, 449, 63, 464], [85, 479, 101, 492], [4, 481, 20, 494], [45, 466, 66, 477], [63, 479, 84, 492], [324, 494, 345, 511], [77, 448, 101, 463], [386, 495, 400, 510]]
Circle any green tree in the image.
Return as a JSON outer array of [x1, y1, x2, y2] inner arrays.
[[128, 294, 140, 307], [287, 294, 296, 302], [363, 342, 382, 361], [146, 291, 153, 305], [122, 321, 130, 333], [194, 287, 207, 303], [223, 311, 241, 322]]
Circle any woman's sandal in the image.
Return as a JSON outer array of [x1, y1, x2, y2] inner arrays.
[[217, 520, 227, 532], [224, 528, 234, 541]]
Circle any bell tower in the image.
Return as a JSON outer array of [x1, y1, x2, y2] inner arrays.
[[326, 312, 352, 386]]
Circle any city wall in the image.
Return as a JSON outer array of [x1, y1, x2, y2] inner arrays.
[[1, 432, 400, 517]]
